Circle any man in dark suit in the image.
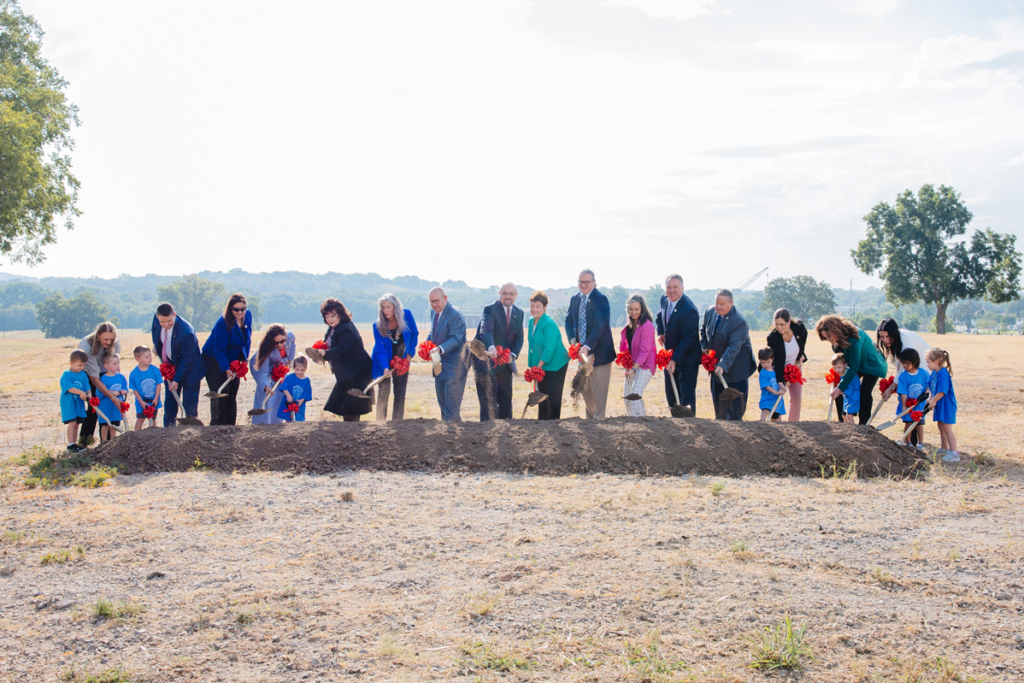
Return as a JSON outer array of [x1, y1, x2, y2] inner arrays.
[[152, 303, 203, 426], [427, 287, 468, 422], [564, 269, 615, 419], [699, 289, 757, 420], [656, 274, 701, 414], [476, 283, 525, 420]]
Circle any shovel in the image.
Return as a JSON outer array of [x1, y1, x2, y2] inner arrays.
[[347, 370, 392, 401], [875, 392, 929, 431], [666, 371, 693, 418], [168, 386, 203, 425], [865, 392, 892, 426], [305, 347, 325, 364], [249, 377, 286, 416], [714, 369, 742, 402], [899, 404, 932, 443], [205, 376, 234, 399], [90, 400, 126, 436], [765, 391, 785, 422], [468, 339, 489, 361], [826, 387, 836, 422], [520, 380, 548, 418]]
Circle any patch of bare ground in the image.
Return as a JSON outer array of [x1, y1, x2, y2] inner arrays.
[[1, 461, 1022, 682]]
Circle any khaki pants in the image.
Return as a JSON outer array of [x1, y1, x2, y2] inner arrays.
[[583, 363, 611, 419], [375, 375, 407, 421]]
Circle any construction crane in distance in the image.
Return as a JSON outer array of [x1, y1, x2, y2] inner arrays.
[[734, 267, 769, 292]]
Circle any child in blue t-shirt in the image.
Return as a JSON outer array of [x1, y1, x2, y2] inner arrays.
[[831, 353, 861, 423], [129, 345, 163, 431], [98, 353, 129, 442], [925, 347, 958, 462], [277, 356, 312, 422], [756, 348, 785, 422], [897, 348, 930, 449], [61, 350, 92, 453]]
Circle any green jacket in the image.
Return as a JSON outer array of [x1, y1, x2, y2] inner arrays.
[[838, 327, 888, 390], [527, 313, 569, 372]]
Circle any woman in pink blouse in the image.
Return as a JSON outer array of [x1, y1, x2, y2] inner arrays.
[[619, 294, 658, 416]]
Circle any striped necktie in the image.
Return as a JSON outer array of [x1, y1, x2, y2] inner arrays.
[[579, 295, 588, 343]]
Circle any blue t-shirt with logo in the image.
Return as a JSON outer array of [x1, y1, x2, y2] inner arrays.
[[98, 372, 129, 424], [129, 364, 163, 412], [897, 368, 930, 423], [60, 369, 91, 422], [277, 374, 312, 421], [758, 368, 785, 414]]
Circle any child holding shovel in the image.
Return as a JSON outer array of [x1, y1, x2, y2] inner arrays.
[[98, 353, 129, 442], [831, 353, 861, 424], [60, 350, 92, 453], [757, 348, 786, 422], [277, 356, 312, 422], [129, 345, 163, 430], [896, 348, 930, 449], [925, 348, 959, 462]]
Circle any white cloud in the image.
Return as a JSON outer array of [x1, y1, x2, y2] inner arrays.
[[826, 0, 901, 20], [604, 0, 715, 21], [754, 40, 872, 63], [1007, 151, 1024, 166]]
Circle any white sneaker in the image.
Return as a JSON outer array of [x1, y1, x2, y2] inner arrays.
[[941, 450, 961, 463], [915, 443, 925, 451]]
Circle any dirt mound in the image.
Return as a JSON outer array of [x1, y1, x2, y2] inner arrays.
[[92, 417, 922, 478]]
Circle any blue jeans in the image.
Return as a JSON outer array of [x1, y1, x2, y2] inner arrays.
[[435, 374, 467, 422], [165, 381, 200, 426], [710, 376, 748, 421]]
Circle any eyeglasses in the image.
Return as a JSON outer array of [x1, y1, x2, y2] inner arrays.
[[233, 306, 246, 312], [578, 280, 593, 285], [275, 339, 287, 346]]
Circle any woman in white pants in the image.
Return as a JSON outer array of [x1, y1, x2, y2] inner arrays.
[[619, 294, 657, 416]]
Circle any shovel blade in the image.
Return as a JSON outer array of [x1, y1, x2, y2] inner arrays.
[[624, 393, 643, 401], [347, 389, 370, 399], [468, 339, 489, 361], [204, 392, 228, 398], [719, 388, 742, 402], [432, 360, 442, 377], [247, 409, 267, 416], [670, 405, 694, 418], [526, 391, 548, 406], [305, 348, 325, 364], [875, 419, 897, 431], [179, 416, 204, 426]]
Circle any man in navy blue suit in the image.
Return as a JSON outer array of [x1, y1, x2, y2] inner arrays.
[[699, 289, 757, 420], [564, 269, 615, 419], [152, 303, 203, 426], [476, 283, 525, 420], [656, 274, 702, 415]]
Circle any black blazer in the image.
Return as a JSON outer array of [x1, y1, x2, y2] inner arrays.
[[480, 301, 524, 375], [564, 288, 615, 366], [655, 294, 701, 371], [322, 321, 371, 382], [766, 321, 808, 383]]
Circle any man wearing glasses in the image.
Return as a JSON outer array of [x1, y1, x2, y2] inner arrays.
[[564, 269, 615, 419], [152, 302, 203, 426]]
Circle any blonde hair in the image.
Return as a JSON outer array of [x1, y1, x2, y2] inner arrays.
[[133, 345, 150, 358], [293, 355, 308, 368], [103, 353, 121, 364], [85, 321, 118, 356], [925, 347, 952, 376]]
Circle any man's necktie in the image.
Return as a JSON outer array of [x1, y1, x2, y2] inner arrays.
[[162, 330, 169, 364], [506, 307, 511, 330], [667, 301, 675, 322], [712, 314, 720, 338], [579, 295, 588, 343]]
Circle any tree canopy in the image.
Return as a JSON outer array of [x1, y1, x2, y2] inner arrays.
[[852, 184, 1022, 334], [34, 291, 108, 338], [759, 275, 836, 322], [0, 0, 80, 265]]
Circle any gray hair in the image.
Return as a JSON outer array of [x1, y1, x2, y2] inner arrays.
[[579, 269, 595, 280], [716, 288, 734, 302], [428, 287, 447, 299], [377, 293, 407, 334], [665, 274, 684, 287], [499, 282, 518, 294]]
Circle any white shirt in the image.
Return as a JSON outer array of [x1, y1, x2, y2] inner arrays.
[[784, 335, 800, 366], [889, 329, 930, 381], [161, 326, 173, 363]]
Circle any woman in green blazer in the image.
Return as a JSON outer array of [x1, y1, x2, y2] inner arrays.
[[815, 314, 888, 424], [527, 290, 570, 420]]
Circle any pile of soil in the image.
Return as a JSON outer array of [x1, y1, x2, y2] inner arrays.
[[92, 417, 922, 478]]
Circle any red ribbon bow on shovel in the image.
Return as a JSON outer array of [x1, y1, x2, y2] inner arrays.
[[910, 410, 924, 422], [417, 341, 437, 361], [493, 346, 511, 366], [567, 343, 581, 361], [783, 364, 805, 385], [270, 364, 289, 383], [284, 402, 301, 413], [904, 397, 918, 408], [655, 348, 672, 371], [143, 405, 157, 419], [160, 364, 176, 382], [615, 351, 634, 370], [230, 360, 249, 380], [389, 357, 411, 375], [701, 350, 717, 373], [878, 375, 895, 393], [523, 367, 546, 383], [88, 396, 101, 407], [120, 401, 131, 414], [824, 368, 842, 386], [312, 340, 327, 350]]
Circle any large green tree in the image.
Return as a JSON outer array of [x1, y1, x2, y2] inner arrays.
[[759, 275, 836, 322], [157, 275, 228, 331], [0, 0, 80, 264], [852, 185, 1022, 334], [34, 291, 108, 338]]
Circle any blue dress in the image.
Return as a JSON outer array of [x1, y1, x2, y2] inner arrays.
[[276, 374, 312, 422], [60, 370, 91, 422], [897, 368, 930, 423], [250, 331, 296, 425], [928, 368, 957, 424], [98, 373, 129, 424], [758, 368, 786, 414]]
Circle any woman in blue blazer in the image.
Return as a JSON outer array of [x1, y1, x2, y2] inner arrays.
[[371, 294, 419, 421], [201, 293, 253, 425]]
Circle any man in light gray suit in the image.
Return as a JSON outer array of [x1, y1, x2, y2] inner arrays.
[[427, 287, 468, 422], [699, 288, 757, 420]]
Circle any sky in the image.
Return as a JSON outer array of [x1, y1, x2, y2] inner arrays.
[[6, 0, 1024, 292]]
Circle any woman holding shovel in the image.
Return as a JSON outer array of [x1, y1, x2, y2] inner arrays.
[[815, 315, 888, 425], [249, 324, 296, 425], [619, 295, 657, 416], [75, 321, 122, 446], [370, 294, 418, 421], [320, 298, 373, 422], [201, 293, 252, 425], [766, 308, 808, 422], [526, 291, 569, 420]]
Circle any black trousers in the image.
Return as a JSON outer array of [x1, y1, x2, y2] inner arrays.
[[711, 376, 748, 421], [665, 366, 698, 411], [494, 369, 513, 419], [79, 384, 99, 442], [473, 357, 497, 421], [834, 374, 878, 425], [537, 364, 567, 420], [204, 354, 241, 426]]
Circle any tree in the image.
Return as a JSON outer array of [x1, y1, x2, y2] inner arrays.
[[0, 0, 81, 265], [157, 275, 228, 331], [34, 291, 108, 338], [903, 313, 921, 332], [759, 275, 836, 322], [852, 185, 1022, 334]]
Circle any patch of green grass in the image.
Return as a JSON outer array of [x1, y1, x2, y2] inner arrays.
[[729, 540, 749, 554], [235, 609, 256, 625], [624, 631, 689, 681], [748, 615, 811, 671], [91, 599, 145, 622], [20, 447, 117, 489], [820, 459, 858, 492], [189, 458, 209, 472], [710, 482, 725, 496], [870, 566, 900, 586], [457, 641, 533, 672], [59, 665, 134, 683], [40, 545, 86, 565], [462, 591, 501, 619], [2, 530, 24, 543]]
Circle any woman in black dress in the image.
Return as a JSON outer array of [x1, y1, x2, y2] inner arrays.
[[320, 298, 373, 421]]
